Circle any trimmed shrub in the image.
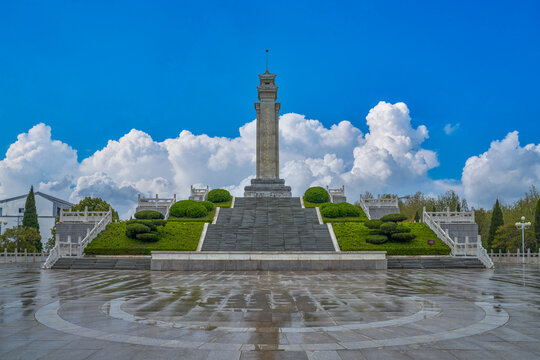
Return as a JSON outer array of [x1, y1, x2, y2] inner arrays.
[[395, 224, 411, 233], [391, 233, 416, 242], [134, 210, 164, 220], [126, 223, 150, 239], [366, 235, 388, 244], [336, 202, 360, 217], [369, 230, 382, 235], [200, 201, 214, 211], [319, 202, 332, 210], [186, 203, 208, 218], [136, 233, 159, 242], [170, 200, 210, 218], [321, 202, 361, 218], [364, 219, 383, 229], [127, 219, 167, 231], [207, 189, 232, 203], [321, 205, 340, 218], [380, 222, 398, 234], [304, 187, 329, 203], [380, 213, 408, 223]]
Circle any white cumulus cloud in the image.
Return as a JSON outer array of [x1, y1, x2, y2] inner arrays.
[[462, 131, 540, 207], [444, 123, 460, 135]]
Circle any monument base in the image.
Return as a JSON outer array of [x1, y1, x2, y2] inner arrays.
[[244, 178, 292, 198]]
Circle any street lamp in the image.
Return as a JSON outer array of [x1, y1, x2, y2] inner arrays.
[[515, 216, 531, 264]]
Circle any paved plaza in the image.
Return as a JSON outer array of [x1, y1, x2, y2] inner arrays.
[[0, 264, 539, 359]]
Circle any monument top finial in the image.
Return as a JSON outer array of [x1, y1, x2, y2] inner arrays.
[[265, 49, 269, 73]]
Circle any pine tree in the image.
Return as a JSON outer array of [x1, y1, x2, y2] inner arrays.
[[487, 199, 504, 250], [22, 186, 39, 232], [534, 199, 540, 251], [414, 210, 420, 223]]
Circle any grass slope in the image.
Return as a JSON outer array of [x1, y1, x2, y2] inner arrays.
[[85, 222, 203, 255], [332, 222, 451, 255]]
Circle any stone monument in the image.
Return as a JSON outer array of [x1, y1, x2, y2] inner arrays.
[[244, 53, 292, 197]]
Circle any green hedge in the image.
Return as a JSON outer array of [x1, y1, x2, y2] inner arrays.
[[304, 187, 329, 203], [320, 202, 361, 218], [134, 210, 164, 220], [364, 219, 383, 229], [366, 235, 388, 244], [136, 233, 159, 242], [85, 222, 203, 255], [200, 201, 214, 211], [380, 213, 408, 223], [207, 189, 232, 203], [170, 200, 209, 218]]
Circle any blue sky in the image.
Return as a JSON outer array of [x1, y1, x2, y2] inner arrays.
[[0, 0, 539, 214]]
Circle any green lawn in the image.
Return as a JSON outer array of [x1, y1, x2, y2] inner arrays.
[[85, 221, 203, 255], [332, 222, 451, 255]]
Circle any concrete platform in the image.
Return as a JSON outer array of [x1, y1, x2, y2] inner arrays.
[[151, 251, 387, 271]]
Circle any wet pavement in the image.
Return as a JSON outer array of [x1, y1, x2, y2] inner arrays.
[[0, 264, 539, 359]]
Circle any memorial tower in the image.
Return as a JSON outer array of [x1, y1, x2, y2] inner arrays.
[[244, 51, 291, 197]]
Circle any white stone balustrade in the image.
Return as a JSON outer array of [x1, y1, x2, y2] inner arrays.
[[189, 186, 209, 201], [425, 208, 475, 224], [60, 206, 110, 223]]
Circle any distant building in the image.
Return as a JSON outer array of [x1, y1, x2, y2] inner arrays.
[[0, 192, 73, 241]]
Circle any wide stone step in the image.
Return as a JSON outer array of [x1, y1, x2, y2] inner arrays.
[[387, 257, 485, 269], [51, 257, 151, 270]]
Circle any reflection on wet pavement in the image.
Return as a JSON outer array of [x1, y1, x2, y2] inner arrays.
[[1, 264, 540, 359]]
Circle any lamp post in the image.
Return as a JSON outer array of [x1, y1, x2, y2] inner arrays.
[[515, 216, 531, 264]]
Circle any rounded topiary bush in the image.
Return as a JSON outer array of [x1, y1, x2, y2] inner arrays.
[[207, 189, 232, 203], [379, 222, 397, 234], [395, 224, 411, 233], [380, 213, 408, 223], [134, 210, 164, 220], [336, 202, 360, 217], [364, 219, 383, 229], [170, 200, 210, 218], [126, 223, 150, 239], [136, 233, 159, 242], [186, 203, 208, 218], [200, 201, 214, 211], [304, 187, 329, 203], [366, 235, 388, 244], [391, 233, 416, 242], [321, 204, 340, 218]]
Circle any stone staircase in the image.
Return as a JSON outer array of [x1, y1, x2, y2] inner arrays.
[[387, 256, 485, 269], [201, 197, 336, 252], [52, 257, 151, 270]]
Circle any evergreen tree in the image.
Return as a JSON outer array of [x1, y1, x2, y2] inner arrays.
[[534, 199, 540, 251], [414, 210, 420, 223], [487, 199, 504, 250], [22, 186, 40, 232]]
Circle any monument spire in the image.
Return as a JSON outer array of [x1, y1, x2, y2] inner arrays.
[[243, 53, 291, 197]]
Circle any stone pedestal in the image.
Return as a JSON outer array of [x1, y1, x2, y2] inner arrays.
[[244, 178, 291, 198]]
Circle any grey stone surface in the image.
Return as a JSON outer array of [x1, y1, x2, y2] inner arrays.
[[55, 223, 95, 243], [2, 264, 540, 359], [202, 197, 335, 251], [387, 256, 484, 269], [52, 257, 150, 270]]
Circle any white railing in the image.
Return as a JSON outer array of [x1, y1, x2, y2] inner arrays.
[[1, 248, 49, 263], [364, 195, 398, 207], [76, 208, 112, 256], [425, 209, 475, 224], [189, 185, 209, 201], [477, 238, 494, 269], [422, 207, 493, 269], [423, 209, 456, 253], [60, 206, 110, 223], [43, 208, 112, 269], [138, 193, 176, 208], [490, 248, 540, 264], [358, 197, 371, 220]]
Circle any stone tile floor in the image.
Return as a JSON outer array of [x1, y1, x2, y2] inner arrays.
[[0, 263, 539, 359]]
